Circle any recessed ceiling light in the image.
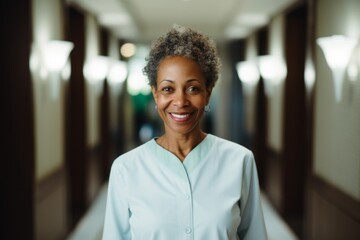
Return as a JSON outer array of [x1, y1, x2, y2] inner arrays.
[[121, 43, 136, 58], [235, 13, 269, 27], [98, 13, 131, 26]]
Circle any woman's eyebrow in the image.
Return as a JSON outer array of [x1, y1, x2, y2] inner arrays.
[[159, 79, 200, 84], [186, 79, 199, 83], [160, 79, 174, 83]]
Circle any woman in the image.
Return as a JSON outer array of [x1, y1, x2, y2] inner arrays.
[[103, 25, 267, 240]]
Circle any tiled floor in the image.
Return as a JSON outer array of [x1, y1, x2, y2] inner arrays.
[[67, 184, 298, 240]]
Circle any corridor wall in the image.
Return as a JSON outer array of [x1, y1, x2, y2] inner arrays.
[[313, 0, 360, 204], [241, 3, 309, 237], [31, 0, 68, 239], [28, 1, 122, 238], [307, 0, 360, 238]]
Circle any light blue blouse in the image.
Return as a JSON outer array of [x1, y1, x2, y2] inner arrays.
[[102, 134, 267, 240]]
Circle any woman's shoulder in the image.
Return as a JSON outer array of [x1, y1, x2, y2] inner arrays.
[[209, 134, 253, 155], [111, 139, 155, 169], [206, 134, 254, 167]]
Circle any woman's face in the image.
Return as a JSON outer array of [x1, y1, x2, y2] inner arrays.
[[152, 56, 211, 137]]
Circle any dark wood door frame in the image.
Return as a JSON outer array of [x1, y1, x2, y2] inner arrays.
[[65, 5, 88, 229], [0, 0, 35, 239]]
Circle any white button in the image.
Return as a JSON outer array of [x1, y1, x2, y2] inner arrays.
[[185, 194, 190, 200], [185, 227, 192, 234]]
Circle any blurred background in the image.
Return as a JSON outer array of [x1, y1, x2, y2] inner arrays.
[[1, 0, 359, 239]]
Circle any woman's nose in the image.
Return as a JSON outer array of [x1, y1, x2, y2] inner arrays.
[[173, 91, 189, 107]]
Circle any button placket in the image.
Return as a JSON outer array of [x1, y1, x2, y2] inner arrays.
[[184, 172, 194, 239], [175, 165, 194, 240]]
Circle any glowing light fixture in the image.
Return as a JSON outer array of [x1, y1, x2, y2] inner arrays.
[[83, 56, 110, 95], [107, 60, 128, 95], [120, 43, 136, 58], [258, 55, 287, 96], [108, 60, 128, 85], [84, 56, 109, 83], [34, 40, 74, 100], [41, 40, 74, 72], [317, 35, 358, 102], [236, 60, 260, 95]]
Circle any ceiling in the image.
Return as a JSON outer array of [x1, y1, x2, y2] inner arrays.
[[67, 0, 299, 43]]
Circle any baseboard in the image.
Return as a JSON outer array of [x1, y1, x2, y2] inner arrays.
[[35, 167, 68, 240], [307, 174, 360, 239]]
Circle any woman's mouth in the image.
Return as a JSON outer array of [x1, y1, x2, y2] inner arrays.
[[170, 112, 192, 122]]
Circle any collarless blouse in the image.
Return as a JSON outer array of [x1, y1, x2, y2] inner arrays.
[[102, 134, 267, 240]]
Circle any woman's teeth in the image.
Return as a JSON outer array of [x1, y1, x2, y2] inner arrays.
[[171, 113, 190, 119]]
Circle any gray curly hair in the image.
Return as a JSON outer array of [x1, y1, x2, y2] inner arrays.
[[143, 24, 221, 89]]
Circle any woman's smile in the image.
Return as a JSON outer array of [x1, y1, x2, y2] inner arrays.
[[169, 112, 192, 122]]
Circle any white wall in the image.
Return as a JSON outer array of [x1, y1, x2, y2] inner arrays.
[[32, 0, 65, 182], [31, 0, 68, 239], [243, 35, 258, 135], [84, 15, 101, 148], [314, 0, 360, 200], [267, 14, 286, 152], [108, 34, 122, 132]]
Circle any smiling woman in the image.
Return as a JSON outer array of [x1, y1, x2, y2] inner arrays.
[[102, 25, 267, 240]]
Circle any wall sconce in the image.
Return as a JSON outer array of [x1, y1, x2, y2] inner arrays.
[[38, 40, 74, 100], [236, 60, 260, 95], [107, 60, 128, 95], [30, 41, 74, 100], [317, 35, 358, 102], [41, 40, 74, 72], [258, 55, 287, 96], [83, 56, 110, 96]]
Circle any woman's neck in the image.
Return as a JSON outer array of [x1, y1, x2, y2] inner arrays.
[[157, 131, 206, 161]]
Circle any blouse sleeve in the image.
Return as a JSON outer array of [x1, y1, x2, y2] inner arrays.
[[102, 160, 131, 240], [237, 152, 268, 240]]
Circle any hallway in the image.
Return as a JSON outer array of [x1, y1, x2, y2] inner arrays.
[[1, 0, 360, 239]]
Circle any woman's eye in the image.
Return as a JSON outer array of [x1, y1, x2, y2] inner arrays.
[[187, 86, 200, 93], [161, 87, 172, 93]]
